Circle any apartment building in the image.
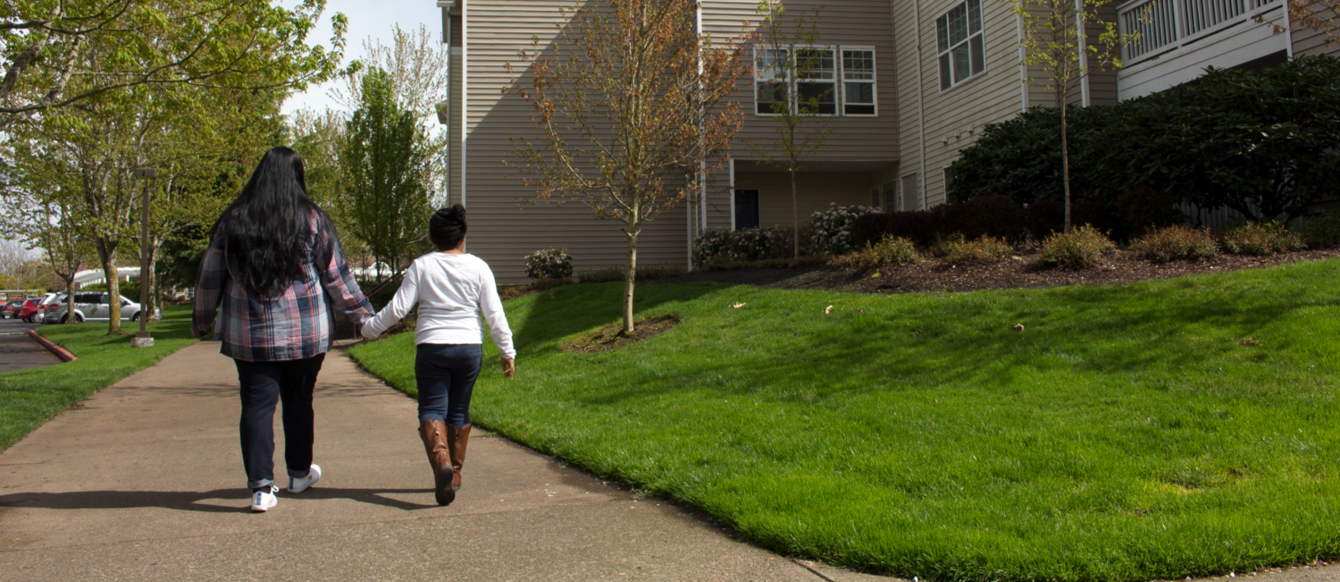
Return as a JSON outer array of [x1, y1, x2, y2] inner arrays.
[[437, 0, 1336, 283]]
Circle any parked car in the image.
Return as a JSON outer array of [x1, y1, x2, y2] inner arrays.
[[1, 300, 23, 319], [16, 297, 44, 322], [44, 292, 162, 323]]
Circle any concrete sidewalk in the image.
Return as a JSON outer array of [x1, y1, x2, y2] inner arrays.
[[0, 341, 890, 581]]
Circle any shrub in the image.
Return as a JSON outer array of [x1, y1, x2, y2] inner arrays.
[[851, 210, 937, 249], [936, 235, 1013, 264], [524, 247, 573, 281], [693, 227, 773, 266], [1037, 225, 1117, 269], [811, 204, 879, 256], [1025, 199, 1065, 240], [578, 265, 685, 283], [830, 236, 922, 271], [1130, 225, 1218, 262], [763, 224, 816, 259], [1304, 210, 1340, 248], [1222, 222, 1306, 256], [1118, 186, 1186, 238], [933, 195, 1027, 241]]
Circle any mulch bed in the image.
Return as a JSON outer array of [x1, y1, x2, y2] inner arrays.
[[654, 248, 1340, 295], [561, 314, 680, 353]]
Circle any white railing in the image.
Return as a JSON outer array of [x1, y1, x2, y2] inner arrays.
[[1120, 0, 1280, 62]]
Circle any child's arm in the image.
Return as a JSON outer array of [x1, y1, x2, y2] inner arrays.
[[361, 261, 421, 339]]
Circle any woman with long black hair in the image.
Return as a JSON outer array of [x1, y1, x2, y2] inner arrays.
[[193, 146, 376, 513]]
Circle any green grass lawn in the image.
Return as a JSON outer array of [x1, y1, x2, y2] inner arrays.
[[349, 260, 1340, 582], [0, 306, 199, 450]]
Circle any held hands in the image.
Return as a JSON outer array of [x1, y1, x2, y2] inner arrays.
[[501, 357, 515, 379]]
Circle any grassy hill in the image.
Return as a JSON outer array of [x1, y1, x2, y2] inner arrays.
[[349, 260, 1340, 581]]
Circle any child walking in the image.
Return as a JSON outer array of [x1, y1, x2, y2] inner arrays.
[[361, 205, 516, 506]]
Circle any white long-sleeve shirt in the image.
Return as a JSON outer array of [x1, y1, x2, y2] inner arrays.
[[360, 252, 516, 359]]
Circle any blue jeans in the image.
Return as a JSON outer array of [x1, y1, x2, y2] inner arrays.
[[235, 354, 325, 490], [415, 343, 482, 428]]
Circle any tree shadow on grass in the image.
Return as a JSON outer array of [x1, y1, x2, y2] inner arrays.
[[0, 486, 439, 513]]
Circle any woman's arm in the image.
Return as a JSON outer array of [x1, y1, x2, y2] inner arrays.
[[477, 266, 516, 360], [361, 261, 421, 339], [191, 239, 227, 338]]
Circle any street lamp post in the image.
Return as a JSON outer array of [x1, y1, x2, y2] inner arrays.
[[132, 167, 156, 348]]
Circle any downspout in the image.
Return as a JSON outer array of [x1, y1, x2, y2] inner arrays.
[[913, 0, 928, 209], [1018, 15, 1029, 112], [1283, 0, 1293, 58], [697, 2, 707, 239], [1076, 0, 1090, 106]]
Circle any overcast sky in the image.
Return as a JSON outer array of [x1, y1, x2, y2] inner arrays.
[[279, 0, 444, 115]]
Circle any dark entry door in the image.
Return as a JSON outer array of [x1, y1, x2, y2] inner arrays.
[[734, 190, 759, 230]]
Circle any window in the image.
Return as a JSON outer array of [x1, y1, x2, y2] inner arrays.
[[936, 0, 985, 91], [755, 49, 788, 115], [842, 49, 876, 115], [753, 46, 847, 116], [943, 166, 954, 196], [795, 47, 836, 115], [870, 187, 882, 209], [900, 173, 920, 211], [734, 190, 760, 230]]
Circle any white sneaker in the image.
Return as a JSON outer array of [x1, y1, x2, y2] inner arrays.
[[250, 485, 278, 512], [288, 464, 321, 494]]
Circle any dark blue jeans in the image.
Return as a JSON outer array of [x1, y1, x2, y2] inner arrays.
[[235, 354, 325, 490], [415, 343, 482, 428]]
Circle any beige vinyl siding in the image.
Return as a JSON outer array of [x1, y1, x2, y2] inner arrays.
[[464, 1, 692, 283], [1086, 5, 1120, 106], [702, 1, 899, 165], [449, 40, 463, 206], [896, 0, 1034, 207], [734, 171, 874, 227], [1292, 8, 1340, 56]]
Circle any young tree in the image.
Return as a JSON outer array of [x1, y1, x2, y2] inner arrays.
[[1008, 0, 1127, 233], [749, 1, 833, 258], [341, 68, 433, 279], [508, 0, 748, 334]]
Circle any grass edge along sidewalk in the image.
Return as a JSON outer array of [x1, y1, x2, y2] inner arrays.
[[350, 259, 1340, 582], [0, 305, 199, 451]]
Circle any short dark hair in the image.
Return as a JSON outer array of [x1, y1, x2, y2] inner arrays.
[[429, 205, 467, 250]]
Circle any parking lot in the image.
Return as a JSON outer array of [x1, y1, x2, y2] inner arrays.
[[0, 318, 60, 372]]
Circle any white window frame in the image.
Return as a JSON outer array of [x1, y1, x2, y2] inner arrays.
[[840, 46, 878, 117], [752, 45, 843, 117], [936, 0, 987, 92]]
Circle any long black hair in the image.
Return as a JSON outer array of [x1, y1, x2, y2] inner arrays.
[[211, 147, 331, 297]]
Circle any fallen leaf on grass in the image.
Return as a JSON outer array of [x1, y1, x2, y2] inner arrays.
[[731, 302, 747, 309], [1014, 323, 1025, 331], [1238, 337, 1259, 346], [824, 305, 834, 314]]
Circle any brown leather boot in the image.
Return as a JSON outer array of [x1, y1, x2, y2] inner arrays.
[[446, 423, 472, 491], [418, 420, 455, 505]]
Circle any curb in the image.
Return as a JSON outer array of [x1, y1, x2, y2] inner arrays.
[[28, 329, 77, 362]]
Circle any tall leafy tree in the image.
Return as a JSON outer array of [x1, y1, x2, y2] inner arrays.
[[1008, 0, 1128, 232], [0, 0, 348, 132], [341, 67, 432, 279], [508, 0, 748, 334], [749, 1, 832, 259]]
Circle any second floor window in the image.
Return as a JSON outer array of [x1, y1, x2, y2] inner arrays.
[[754, 46, 875, 116], [937, 0, 986, 91]]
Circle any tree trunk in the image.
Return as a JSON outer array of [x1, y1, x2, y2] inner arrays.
[[62, 275, 77, 324], [1061, 100, 1072, 234], [791, 168, 800, 259], [623, 216, 639, 335], [96, 240, 123, 334]]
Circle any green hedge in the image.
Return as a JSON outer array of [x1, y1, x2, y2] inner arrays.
[[949, 55, 1340, 228]]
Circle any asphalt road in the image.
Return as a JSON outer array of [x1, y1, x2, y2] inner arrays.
[[0, 319, 61, 372]]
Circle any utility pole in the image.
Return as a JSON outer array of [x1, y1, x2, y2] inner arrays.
[[131, 168, 156, 348]]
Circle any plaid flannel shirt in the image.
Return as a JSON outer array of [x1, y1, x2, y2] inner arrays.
[[192, 212, 375, 362]]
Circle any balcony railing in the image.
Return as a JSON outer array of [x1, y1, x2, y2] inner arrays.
[[1119, 0, 1280, 62]]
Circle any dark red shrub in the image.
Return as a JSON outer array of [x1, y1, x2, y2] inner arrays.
[[1118, 186, 1186, 238], [850, 211, 937, 248], [1026, 199, 1065, 240], [933, 195, 1026, 241]]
